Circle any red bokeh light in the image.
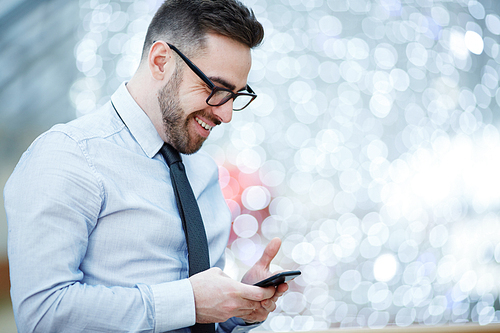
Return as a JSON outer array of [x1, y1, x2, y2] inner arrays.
[[219, 165, 272, 245]]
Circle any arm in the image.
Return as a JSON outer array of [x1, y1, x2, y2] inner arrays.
[[4, 130, 193, 332]]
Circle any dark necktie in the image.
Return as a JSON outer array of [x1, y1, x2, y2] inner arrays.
[[160, 143, 215, 333]]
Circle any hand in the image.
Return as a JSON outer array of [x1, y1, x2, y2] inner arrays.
[[239, 238, 289, 324], [188, 267, 275, 324]]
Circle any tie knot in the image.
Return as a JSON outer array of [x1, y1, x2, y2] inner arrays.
[[161, 143, 182, 167]]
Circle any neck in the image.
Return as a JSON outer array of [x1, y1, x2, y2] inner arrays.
[[127, 69, 167, 142]]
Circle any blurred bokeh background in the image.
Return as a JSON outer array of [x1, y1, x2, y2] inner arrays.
[[1, 0, 500, 331]]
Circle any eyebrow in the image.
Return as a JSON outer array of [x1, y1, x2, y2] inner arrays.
[[209, 76, 246, 92]]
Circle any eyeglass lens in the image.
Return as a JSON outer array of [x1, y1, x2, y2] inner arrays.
[[208, 89, 254, 111]]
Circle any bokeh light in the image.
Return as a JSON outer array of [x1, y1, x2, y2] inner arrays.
[[71, 0, 500, 330]]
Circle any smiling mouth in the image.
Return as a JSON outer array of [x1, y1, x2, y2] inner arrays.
[[196, 117, 213, 131]]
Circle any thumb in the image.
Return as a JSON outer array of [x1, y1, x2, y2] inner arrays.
[[256, 238, 281, 270]]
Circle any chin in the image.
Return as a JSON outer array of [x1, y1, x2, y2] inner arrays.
[[175, 136, 206, 155], [184, 141, 205, 155]]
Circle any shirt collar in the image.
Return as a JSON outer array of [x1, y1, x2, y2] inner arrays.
[[110, 82, 164, 158]]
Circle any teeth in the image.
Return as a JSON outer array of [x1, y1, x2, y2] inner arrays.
[[196, 117, 213, 131]]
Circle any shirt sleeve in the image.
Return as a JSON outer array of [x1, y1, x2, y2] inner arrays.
[[4, 130, 195, 332]]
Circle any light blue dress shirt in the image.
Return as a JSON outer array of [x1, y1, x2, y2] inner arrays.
[[4, 83, 256, 333]]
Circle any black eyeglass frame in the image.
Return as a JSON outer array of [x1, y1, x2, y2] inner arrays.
[[155, 41, 257, 111]]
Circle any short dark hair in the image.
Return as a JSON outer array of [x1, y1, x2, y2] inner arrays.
[[141, 0, 264, 60]]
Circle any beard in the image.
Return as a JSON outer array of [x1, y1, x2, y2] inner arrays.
[[158, 69, 208, 155]]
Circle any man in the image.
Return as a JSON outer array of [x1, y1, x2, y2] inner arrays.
[[4, 0, 288, 332]]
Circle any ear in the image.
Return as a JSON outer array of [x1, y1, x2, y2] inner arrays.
[[148, 41, 174, 81]]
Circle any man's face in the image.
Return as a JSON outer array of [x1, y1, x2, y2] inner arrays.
[[158, 34, 252, 154]]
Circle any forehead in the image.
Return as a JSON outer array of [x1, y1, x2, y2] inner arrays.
[[192, 33, 252, 90]]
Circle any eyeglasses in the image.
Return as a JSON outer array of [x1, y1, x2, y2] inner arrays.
[[161, 42, 257, 111]]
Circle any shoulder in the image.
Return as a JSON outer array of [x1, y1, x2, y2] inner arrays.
[[8, 104, 123, 188], [50, 103, 124, 143], [5, 123, 105, 211]]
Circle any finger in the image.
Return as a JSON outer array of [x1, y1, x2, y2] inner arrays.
[[239, 305, 265, 318], [255, 238, 281, 270], [276, 282, 289, 294], [261, 299, 277, 312], [241, 284, 275, 301], [253, 307, 272, 322], [271, 283, 289, 302], [241, 307, 270, 324], [240, 299, 264, 311]]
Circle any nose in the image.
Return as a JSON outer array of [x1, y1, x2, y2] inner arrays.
[[212, 100, 233, 124]]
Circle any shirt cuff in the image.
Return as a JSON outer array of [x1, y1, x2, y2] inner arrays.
[[218, 317, 262, 333], [151, 278, 195, 332]]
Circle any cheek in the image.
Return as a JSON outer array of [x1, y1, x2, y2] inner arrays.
[[178, 83, 210, 111], [177, 70, 212, 110]]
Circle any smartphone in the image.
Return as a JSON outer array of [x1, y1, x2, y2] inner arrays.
[[253, 270, 301, 288]]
